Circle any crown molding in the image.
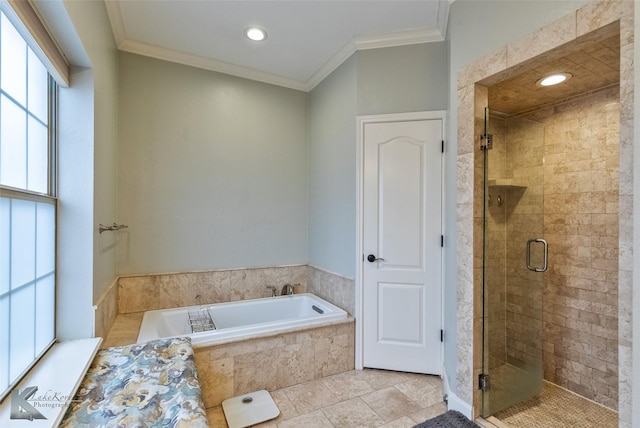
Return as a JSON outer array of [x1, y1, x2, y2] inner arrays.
[[306, 28, 445, 91], [118, 39, 309, 91], [304, 38, 358, 91], [354, 28, 445, 51], [103, 0, 125, 47], [437, 0, 451, 39], [105, 1, 447, 93]]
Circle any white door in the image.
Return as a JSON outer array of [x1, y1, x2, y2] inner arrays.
[[362, 116, 443, 374]]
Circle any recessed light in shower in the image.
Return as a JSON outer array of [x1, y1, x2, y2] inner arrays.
[[245, 27, 267, 42], [536, 72, 572, 87]]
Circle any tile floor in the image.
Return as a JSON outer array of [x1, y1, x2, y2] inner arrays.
[[206, 369, 448, 428], [492, 381, 618, 428], [103, 316, 613, 428], [103, 315, 452, 427]]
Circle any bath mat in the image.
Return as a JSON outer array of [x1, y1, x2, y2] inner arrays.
[[222, 390, 280, 428], [413, 410, 480, 428]]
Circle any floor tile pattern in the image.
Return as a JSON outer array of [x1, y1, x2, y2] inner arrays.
[[493, 381, 618, 428], [206, 369, 447, 428]]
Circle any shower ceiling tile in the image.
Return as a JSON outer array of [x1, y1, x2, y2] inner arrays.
[[488, 25, 620, 115]]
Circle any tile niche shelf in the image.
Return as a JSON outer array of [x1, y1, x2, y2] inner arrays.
[[487, 178, 528, 189]]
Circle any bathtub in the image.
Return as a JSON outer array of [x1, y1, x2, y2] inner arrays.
[[136, 293, 348, 347]]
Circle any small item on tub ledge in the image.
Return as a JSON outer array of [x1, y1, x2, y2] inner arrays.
[[188, 308, 216, 333]]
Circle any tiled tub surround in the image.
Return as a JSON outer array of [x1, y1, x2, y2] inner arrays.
[[101, 312, 355, 410], [116, 264, 355, 316], [194, 318, 355, 408], [97, 265, 357, 409], [307, 265, 355, 316], [118, 265, 309, 314], [93, 277, 119, 339], [456, 0, 633, 421], [94, 264, 353, 349]]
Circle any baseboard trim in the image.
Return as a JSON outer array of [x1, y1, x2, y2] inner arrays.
[[442, 364, 474, 419]]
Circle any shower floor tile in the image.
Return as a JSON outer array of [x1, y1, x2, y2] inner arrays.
[[493, 380, 617, 428]]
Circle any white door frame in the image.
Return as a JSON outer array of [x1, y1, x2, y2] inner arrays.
[[355, 110, 446, 370]]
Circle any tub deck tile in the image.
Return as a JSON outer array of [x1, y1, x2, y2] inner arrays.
[[233, 348, 279, 396], [276, 342, 316, 388], [101, 312, 143, 348]]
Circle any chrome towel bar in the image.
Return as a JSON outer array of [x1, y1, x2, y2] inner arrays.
[[99, 223, 129, 234]]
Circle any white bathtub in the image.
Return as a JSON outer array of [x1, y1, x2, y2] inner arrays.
[[136, 293, 348, 347]]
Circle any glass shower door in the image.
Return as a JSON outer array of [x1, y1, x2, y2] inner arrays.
[[481, 108, 545, 417]]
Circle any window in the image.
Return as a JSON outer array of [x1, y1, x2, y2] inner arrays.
[[0, 10, 56, 401]]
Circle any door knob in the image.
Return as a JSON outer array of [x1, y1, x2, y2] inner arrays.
[[367, 254, 385, 262]]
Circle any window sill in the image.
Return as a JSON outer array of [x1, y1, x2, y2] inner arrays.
[[0, 338, 101, 427]]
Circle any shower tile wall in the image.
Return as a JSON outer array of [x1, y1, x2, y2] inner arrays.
[[529, 86, 619, 409], [486, 111, 546, 378], [498, 86, 620, 409], [503, 115, 545, 374], [485, 114, 507, 370], [460, 1, 632, 421]]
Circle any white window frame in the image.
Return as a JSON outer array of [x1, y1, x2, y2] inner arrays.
[[0, 8, 57, 402]]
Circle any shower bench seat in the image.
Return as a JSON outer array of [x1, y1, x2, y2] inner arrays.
[[60, 337, 208, 427]]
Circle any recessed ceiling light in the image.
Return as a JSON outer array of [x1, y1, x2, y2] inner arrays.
[[245, 27, 267, 42], [536, 72, 572, 87]]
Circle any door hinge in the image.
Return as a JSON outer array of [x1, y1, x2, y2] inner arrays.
[[480, 134, 493, 150], [441, 140, 445, 153], [441, 235, 444, 247], [440, 329, 444, 342], [479, 373, 490, 391]]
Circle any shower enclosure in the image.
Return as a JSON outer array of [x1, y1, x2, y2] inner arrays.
[[481, 108, 545, 416]]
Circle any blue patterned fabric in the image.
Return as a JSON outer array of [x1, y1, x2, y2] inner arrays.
[[60, 337, 208, 427]]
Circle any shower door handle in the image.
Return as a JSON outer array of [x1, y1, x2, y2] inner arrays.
[[526, 238, 548, 272]]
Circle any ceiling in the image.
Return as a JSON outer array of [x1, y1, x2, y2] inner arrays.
[[103, 1, 450, 92], [487, 22, 620, 115]]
